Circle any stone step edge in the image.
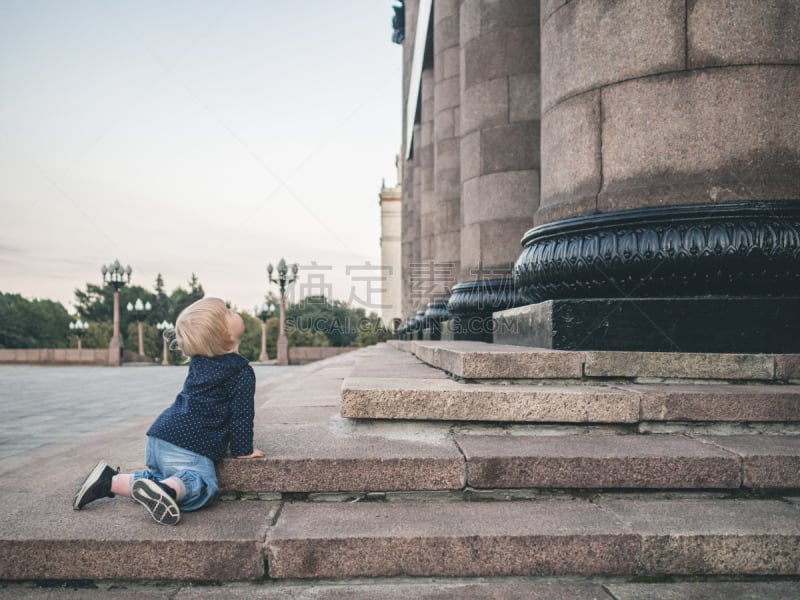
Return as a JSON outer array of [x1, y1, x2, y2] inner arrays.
[[266, 497, 800, 579], [4, 497, 799, 582], [4, 575, 800, 597], [340, 376, 800, 424], [216, 433, 800, 493], [385, 340, 800, 382]]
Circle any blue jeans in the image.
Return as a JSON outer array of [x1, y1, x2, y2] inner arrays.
[[132, 436, 219, 512]]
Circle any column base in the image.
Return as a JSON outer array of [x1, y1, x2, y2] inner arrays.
[[107, 337, 122, 366], [441, 316, 494, 343], [277, 337, 289, 366], [494, 297, 800, 353]]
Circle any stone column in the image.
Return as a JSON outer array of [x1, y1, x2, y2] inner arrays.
[[506, 0, 800, 352], [417, 67, 436, 298], [400, 0, 419, 325], [423, 0, 462, 338], [447, 0, 541, 341]]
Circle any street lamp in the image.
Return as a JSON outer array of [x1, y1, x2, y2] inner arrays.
[[69, 319, 89, 351], [156, 320, 174, 366], [127, 298, 152, 356], [101, 259, 132, 366], [267, 258, 298, 366], [254, 302, 275, 362]]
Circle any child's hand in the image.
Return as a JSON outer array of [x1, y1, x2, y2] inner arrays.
[[235, 449, 265, 459]]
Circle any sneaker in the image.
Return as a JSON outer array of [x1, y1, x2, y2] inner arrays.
[[73, 460, 118, 510], [132, 479, 181, 525]]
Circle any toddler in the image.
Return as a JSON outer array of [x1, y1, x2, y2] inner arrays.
[[73, 297, 265, 525]]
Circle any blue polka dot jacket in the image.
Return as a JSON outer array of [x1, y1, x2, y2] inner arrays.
[[147, 353, 256, 461]]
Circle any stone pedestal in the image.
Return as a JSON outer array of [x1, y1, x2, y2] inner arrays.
[[277, 337, 289, 366], [494, 297, 800, 353], [107, 337, 121, 367]]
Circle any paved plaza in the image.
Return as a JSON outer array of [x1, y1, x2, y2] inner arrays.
[[0, 363, 296, 465]]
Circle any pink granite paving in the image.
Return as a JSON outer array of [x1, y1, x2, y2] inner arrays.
[[697, 435, 800, 488], [600, 499, 800, 575], [636, 383, 800, 422], [412, 341, 584, 379], [267, 500, 639, 578], [341, 377, 640, 422], [456, 433, 741, 489], [218, 423, 464, 493]]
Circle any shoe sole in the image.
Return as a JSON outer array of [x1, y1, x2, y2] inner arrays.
[[132, 480, 181, 525], [72, 460, 109, 510]]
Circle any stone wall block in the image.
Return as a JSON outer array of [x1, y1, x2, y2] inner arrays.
[[478, 218, 533, 272], [463, 170, 540, 225], [542, 0, 570, 23], [422, 68, 435, 103], [443, 47, 460, 80], [434, 76, 460, 114], [434, 106, 456, 140], [421, 165, 435, 196], [600, 66, 800, 213], [434, 0, 459, 23], [481, 121, 540, 175], [689, 0, 800, 68], [461, 78, 508, 136], [458, 216, 532, 281], [436, 136, 461, 173], [435, 168, 461, 205], [418, 142, 434, 175], [460, 222, 483, 276], [460, 130, 481, 182], [434, 14, 460, 54], [509, 72, 541, 124], [539, 90, 601, 221], [463, 26, 539, 90], [433, 231, 461, 272], [481, 0, 539, 33], [460, 0, 481, 46], [542, 0, 684, 113]]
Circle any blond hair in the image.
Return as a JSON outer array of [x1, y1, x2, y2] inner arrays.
[[173, 297, 237, 357]]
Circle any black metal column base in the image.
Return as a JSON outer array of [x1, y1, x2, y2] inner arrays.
[[494, 297, 800, 353], [441, 316, 494, 343]]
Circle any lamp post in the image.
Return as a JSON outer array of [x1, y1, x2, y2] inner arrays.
[[254, 302, 275, 362], [101, 260, 131, 366], [69, 319, 89, 351], [156, 320, 173, 366], [267, 258, 298, 366], [127, 298, 152, 356]]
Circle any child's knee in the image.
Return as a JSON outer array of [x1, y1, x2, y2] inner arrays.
[[172, 469, 218, 511]]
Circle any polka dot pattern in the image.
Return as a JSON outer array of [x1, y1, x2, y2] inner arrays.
[[147, 353, 256, 461]]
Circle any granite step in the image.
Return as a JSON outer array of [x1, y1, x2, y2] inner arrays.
[[266, 497, 800, 579], [353, 344, 800, 423], [340, 375, 800, 423], [216, 428, 800, 494], [400, 340, 800, 382]]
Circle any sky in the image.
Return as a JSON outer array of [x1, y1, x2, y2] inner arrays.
[[0, 1, 403, 317]]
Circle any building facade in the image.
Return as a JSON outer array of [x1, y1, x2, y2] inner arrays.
[[395, 0, 800, 352], [379, 163, 403, 330]]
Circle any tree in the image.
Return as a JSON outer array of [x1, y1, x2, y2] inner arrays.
[[237, 311, 263, 362], [168, 274, 204, 322], [151, 273, 171, 324], [352, 313, 392, 347], [0, 293, 71, 348], [283, 295, 390, 348]]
